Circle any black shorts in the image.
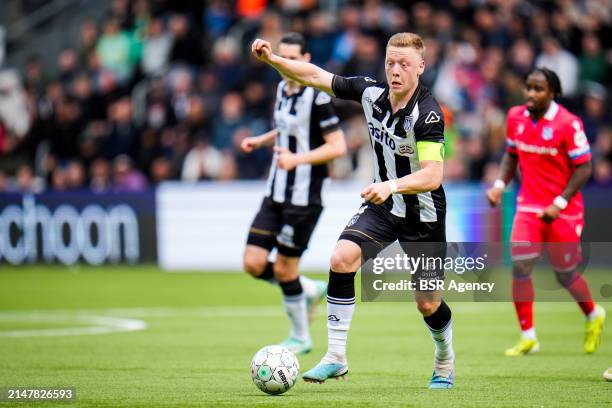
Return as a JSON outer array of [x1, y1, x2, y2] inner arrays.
[[340, 202, 446, 285], [246, 197, 323, 257]]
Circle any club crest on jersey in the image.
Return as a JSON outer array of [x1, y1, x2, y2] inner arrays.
[[424, 111, 440, 124], [403, 116, 414, 132], [398, 142, 414, 155], [542, 127, 554, 141]]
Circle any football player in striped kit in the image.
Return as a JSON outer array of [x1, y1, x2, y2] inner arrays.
[[252, 32, 454, 388]]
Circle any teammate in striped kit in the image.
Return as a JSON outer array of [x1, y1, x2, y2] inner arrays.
[[252, 32, 454, 389], [487, 68, 605, 356], [241, 33, 347, 355]]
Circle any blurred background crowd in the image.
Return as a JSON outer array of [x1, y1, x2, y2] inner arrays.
[[0, 0, 610, 193]]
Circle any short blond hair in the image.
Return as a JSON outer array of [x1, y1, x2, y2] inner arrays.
[[387, 32, 425, 58]]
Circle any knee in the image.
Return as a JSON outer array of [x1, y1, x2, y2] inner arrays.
[[555, 271, 576, 287], [273, 261, 296, 282], [417, 300, 440, 317], [243, 253, 266, 278], [513, 260, 534, 278], [330, 251, 350, 272]]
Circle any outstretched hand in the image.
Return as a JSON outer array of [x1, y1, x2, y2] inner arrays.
[[251, 38, 273, 63]]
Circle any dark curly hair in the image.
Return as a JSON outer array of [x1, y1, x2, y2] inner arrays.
[[525, 68, 563, 99]]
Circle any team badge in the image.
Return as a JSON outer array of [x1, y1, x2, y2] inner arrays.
[[398, 144, 414, 155], [542, 127, 554, 141], [403, 116, 414, 132]]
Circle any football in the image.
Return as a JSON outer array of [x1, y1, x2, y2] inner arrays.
[[250, 345, 300, 395]]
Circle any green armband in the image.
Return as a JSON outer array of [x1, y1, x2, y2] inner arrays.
[[416, 141, 444, 162]]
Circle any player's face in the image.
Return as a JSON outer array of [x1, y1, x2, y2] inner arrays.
[[278, 43, 310, 83], [524, 72, 554, 114], [385, 46, 425, 96]]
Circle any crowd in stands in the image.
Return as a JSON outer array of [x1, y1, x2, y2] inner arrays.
[[0, 0, 610, 193]]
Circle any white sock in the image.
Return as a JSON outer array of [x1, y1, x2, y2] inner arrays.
[[322, 296, 355, 365], [521, 327, 537, 340], [587, 305, 601, 321], [299, 275, 318, 298], [283, 293, 310, 342], [426, 320, 454, 377]]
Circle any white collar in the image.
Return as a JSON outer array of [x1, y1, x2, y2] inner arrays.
[[543, 101, 559, 121], [523, 100, 559, 121]]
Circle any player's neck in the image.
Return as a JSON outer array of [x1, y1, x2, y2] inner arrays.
[[529, 101, 552, 121], [389, 85, 417, 114], [285, 81, 302, 95]]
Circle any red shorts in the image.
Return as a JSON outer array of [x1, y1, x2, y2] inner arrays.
[[510, 211, 584, 271]]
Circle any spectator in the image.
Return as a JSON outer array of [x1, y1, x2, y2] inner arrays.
[[77, 19, 99, 66], [102, 97, 139, 160], [181, 133, 224, 181], [213, 92, 247, 150], [96, 17, 135, 83], [141, 17, 172, 77], [112, 154, 149, 192], [168, 14, 204, 67], [89, 157, 112, 192], [578, 32, 609, 86], [536, 36, 578, 97]]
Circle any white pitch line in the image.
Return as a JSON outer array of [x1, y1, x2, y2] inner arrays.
[[0, 315, 146, 338]]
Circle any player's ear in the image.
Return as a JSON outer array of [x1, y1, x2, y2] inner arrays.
[[418, 58, 425, 75], [303, 52, 311, 63]]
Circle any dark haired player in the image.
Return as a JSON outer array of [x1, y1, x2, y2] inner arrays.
[[487, 68, 605, 356], [253, 32, 454, 388], [241, 33, 346, 355]]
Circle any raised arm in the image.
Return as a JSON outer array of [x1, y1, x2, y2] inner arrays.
[[252, 38, 335, 95]]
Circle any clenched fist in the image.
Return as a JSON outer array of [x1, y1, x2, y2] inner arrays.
[[361, 181, 393, 205], [251, 38, 273, 63]]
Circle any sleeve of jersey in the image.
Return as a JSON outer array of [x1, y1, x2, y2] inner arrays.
[[566, 118, 591, 165], [505, 114, 517, 155], [313, 92, 340, 134], [414, 103, 445, 143], [331, 75, 372, 102]]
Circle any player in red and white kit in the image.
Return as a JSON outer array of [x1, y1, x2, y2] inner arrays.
[[487, 68, 605, 356]]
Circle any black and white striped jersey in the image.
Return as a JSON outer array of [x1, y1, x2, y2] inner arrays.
[[332, 75, 446, 222], [265, 81, 340, 207]]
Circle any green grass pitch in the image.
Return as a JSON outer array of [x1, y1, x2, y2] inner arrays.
[[0, 266, 610, 407]]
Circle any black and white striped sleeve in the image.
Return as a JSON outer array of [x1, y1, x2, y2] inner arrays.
[[331, 75, 377, 102], [312, 91, 340, 135]]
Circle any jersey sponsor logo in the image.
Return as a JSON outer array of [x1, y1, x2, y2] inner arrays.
[[403, 115, 414, 132], [424, 111, 440, 124], [368, 122, 396, 150], [516, 140, 558, 155], [542, 127, 554, 140]]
